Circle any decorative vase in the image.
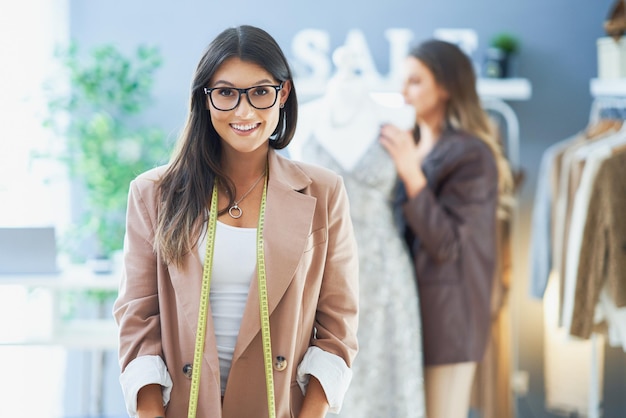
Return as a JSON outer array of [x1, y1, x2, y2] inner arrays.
[[597, 36, 626, 79]]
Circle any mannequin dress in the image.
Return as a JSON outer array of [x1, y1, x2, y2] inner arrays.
[[293, 88, 426, 418]]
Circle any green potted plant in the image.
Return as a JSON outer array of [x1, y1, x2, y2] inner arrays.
[[484, 32, 520, 78], [42, 42, 170, 272], [38, 45, 170, 409]]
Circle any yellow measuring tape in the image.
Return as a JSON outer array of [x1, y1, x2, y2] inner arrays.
[[187, 176, 275, 418]]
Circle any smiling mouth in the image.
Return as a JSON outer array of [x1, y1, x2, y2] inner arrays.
[[231, 122, 260, 132]]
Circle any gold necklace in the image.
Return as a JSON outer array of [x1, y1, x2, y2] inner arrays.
[[228, 171, 265, 219]]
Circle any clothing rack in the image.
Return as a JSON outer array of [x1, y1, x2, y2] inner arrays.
[[482, 98, 521, 172], [529, 79, 625, 418], [583, 81, 626, 418], [479, 78, 532, 173]]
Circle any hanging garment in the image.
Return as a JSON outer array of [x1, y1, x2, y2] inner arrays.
[[560, 130, 626, 335], [568, 147, 626, 339], [528, 134, 582, 299], [543, 272, 606, 416], [537, 100, 625, 418], [301, 135, 426, 418], [551, 126, 621, 322]]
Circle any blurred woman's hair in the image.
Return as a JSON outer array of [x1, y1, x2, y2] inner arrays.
[[410, 39, 515, 217]]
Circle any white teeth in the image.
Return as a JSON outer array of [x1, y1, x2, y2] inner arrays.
[[232, 123, 257, 131]]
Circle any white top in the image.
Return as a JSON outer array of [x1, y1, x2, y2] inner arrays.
[[200, 220, 257, 284], [199, 220, 256, 395]]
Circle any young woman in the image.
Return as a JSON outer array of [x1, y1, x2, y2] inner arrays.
[[379, 39, 513, 418], [113, 25, 359, 418]]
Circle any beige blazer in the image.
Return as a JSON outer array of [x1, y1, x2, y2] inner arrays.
[[113, 149, 359, 418], [570, 149, 626, 338]]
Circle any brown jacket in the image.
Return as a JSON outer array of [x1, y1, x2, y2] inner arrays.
[[400, 132, 498, 365], [570, 149, 626, 338], [113, 149, 359, 417]]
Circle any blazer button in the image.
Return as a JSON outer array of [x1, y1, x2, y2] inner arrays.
[[273, 356, 287, 371], [183, 363, 193, 379]]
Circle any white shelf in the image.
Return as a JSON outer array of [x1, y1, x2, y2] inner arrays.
[[477, 78, 532, 101], [590, 78, 626, 97], [370, 78, 533, 105], [296, 77, 532, 102]]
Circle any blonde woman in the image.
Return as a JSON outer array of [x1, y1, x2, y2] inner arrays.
[[379, 39, 513, 418]]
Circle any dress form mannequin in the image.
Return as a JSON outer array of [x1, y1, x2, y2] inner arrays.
[[292, 46, 425, 418]]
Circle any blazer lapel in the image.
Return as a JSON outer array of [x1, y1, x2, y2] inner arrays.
[[233, 150, 316, 360]]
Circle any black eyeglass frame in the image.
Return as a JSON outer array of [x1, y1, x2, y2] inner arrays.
[[203, 82, 284, 111]]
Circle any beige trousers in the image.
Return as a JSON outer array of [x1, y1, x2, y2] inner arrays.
[[425, 362, 477, 418]]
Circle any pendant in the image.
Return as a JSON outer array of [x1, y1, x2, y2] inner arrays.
[[228, 204, 243, 219]]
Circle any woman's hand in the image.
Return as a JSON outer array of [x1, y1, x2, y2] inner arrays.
[[379, 124, 427, 198], [298, 376, 330, 418], [136, 384, 165, 418]]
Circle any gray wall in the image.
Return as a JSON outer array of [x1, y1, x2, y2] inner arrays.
[[67, 1, 620, 417], [70, 1, 613, 146]]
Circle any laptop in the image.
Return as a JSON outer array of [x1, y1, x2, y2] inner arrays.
[[0, 227, 60, 275]]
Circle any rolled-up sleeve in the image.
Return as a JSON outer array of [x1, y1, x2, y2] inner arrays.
[[296, 346, 353, 414], [119, 355, 173, 417]]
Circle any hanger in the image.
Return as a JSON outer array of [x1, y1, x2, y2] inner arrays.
[[585, 98, 626, 139], [585, 118, 623, 139]]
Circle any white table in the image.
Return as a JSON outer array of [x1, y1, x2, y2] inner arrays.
[[0, 265, 119, 349]]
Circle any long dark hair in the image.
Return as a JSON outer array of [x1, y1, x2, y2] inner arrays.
[[155, 25, 298, 266], [410, 39, 513, 213]]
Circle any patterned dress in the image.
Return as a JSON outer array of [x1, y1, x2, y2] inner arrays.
[[301, 135, 426, 418]]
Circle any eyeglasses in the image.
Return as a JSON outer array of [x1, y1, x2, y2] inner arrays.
[[203, 83, 283, 111]]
